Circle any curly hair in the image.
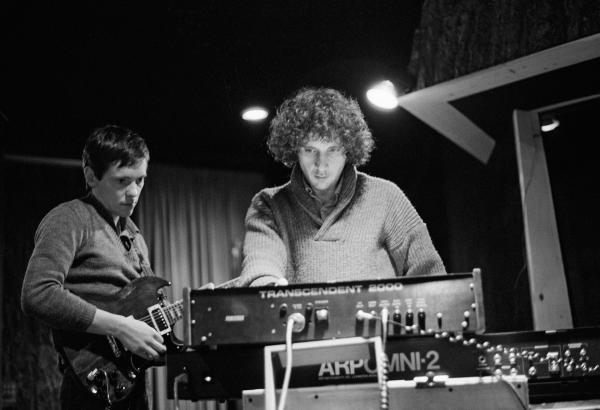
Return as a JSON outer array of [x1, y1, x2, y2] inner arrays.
[[268, 87, 374, 167]]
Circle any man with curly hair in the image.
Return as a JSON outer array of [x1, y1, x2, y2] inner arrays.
[[239, 87, 446, 286]]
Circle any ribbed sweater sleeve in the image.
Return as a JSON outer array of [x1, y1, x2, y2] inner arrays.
[[239, 191, 289, 286], [383, 181, 446, 276], [21, 203, 97, 331]]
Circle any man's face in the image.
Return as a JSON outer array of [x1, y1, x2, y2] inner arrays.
[[298, 138, 346, 201], [86, 159, 148, 222]]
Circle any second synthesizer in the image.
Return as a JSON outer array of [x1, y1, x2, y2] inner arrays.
[[183, 270, 485, 346]]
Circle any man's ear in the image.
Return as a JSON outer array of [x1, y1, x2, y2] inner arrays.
[[83, 166, 99, 189]]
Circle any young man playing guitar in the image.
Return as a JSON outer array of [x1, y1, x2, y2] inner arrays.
[[21, 125, 166, 409]]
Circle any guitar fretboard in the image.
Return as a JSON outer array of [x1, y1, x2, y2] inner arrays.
[[164, 300, 183, 325]]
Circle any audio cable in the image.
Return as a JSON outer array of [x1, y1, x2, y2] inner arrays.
[[379, 307, 390, 410], [172, 372, 188, 410], [277, 313, 305, 410], [356, 310, 405, 331]]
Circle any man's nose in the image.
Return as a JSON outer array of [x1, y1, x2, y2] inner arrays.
[[314, 151, 327, 167], [126, 183, 140, 197]]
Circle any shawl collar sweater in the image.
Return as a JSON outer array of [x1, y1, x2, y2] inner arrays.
[[240, 164, 445, 286]]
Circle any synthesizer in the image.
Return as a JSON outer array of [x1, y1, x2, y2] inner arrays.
[[475, 326, 600, 403], [167, 326, 600, 404], [183, 271, 486, 346]]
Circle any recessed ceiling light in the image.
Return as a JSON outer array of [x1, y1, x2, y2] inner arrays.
[[242, 106, 269, 122], [540, 118, 560, 132], [366, 80, 399, 110]]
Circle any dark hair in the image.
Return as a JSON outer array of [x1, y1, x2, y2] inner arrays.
[[82, 124, 149, 178], [268, 87, 374, 167]]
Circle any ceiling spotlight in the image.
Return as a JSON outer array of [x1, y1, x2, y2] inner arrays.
[[366, 80, 399, 110], [242, 106, 269, 122], [540, 117, 560, 133]]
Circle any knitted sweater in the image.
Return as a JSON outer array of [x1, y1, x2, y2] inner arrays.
[[21, 195, 151, 332], [239, 164, 446, 286]]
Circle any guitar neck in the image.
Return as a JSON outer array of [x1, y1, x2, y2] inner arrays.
[[163, 300, 183, 326], [157, 278, 237, 326]]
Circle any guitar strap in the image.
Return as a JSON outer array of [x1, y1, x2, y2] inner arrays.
[[81, 193, 154, 278], [125, 224, 155, 278]]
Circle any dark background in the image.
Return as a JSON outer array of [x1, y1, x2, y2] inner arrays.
[[2, 2, 424, 179], [2, 0, 600, 334], [2, 2, 600, 407]]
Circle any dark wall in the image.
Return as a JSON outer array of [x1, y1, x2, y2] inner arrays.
[[407, 0, 600, 331], [436, 106, 532, 332], [1, 115, 6, 409], [543, 99, 600, 327], [3, 3, 600, 409], [410, 0, 600, 88]]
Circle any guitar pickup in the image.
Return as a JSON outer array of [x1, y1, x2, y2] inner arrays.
[[147, 304, 172, 335]]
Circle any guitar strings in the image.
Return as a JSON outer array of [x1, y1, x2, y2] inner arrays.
[[137, 300, 183, 330]]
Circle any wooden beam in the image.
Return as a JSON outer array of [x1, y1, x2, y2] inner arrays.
[[513, 109, 572, 330], [399, 97, 496, 163], [397, 33, 600, 163]]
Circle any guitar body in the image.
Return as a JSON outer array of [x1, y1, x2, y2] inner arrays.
[[53, 276, 184, 405]]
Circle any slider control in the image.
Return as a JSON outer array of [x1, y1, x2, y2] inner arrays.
[[392, 308, 402, 324], [392, 308, 402, 334], [305, 303, 314, 322], [279, 303, 288, 318], [418, 308, 426, 332], [405, 309, 414, 333]]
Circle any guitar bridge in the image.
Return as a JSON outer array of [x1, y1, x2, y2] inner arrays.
[[148, 304, 172, 335]]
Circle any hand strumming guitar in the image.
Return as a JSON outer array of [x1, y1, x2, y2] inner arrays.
[[87, 308, 167, 361]]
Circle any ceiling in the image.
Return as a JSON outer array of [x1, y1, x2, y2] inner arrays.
[[3, 2, 424, 172]]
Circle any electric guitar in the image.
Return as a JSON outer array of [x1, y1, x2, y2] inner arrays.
[[52, 276, 185, 405]]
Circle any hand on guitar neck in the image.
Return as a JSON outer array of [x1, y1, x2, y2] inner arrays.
[[87, 309, 167, 361]]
